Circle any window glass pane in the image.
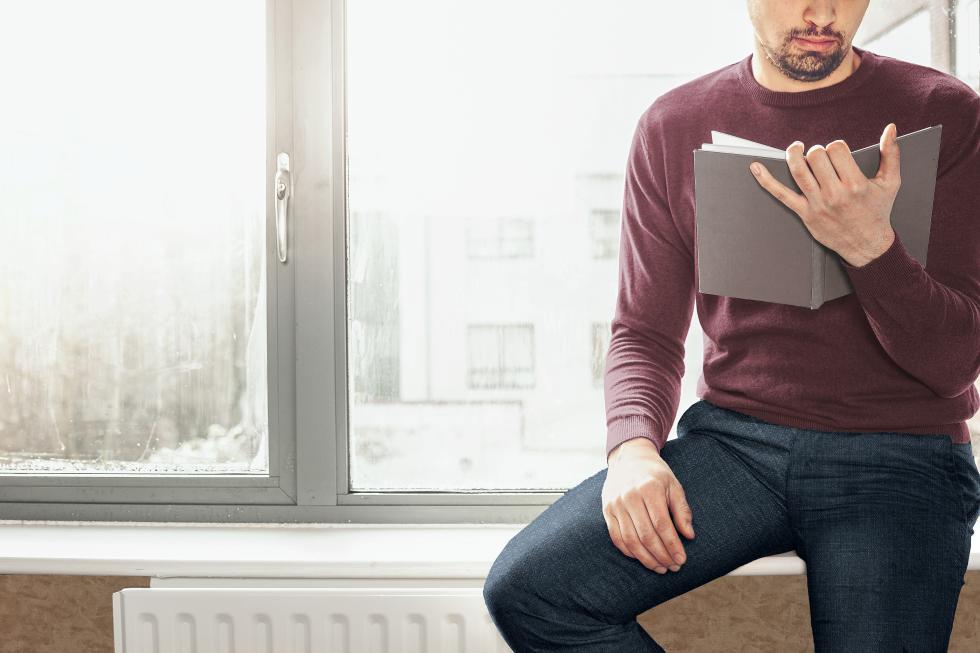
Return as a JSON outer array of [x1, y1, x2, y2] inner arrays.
[[346, 0, 751, 491], [0, 0, 269, 474], [956, 0, 979, 90], [861, 9, 932, 66], [346, 0, 978, 491]]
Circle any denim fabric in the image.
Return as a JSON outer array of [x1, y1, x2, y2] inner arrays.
[[483, 399, 980, 652]]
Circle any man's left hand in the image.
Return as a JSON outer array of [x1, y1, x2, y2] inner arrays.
[[749, 122, 901, 268]]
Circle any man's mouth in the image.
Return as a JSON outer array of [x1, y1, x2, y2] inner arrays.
[[794, 37, 836, 49]]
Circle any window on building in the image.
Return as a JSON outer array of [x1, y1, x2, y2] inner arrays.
[[590, 210, 620, 260], [466, 217, 535, 260], [467, 324, 535, 390]]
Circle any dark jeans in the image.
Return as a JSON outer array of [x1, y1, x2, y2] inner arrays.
[[483, 399, 980, 652]]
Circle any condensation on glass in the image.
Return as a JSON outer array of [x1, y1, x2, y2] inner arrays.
[[0, 1, 269, 474]]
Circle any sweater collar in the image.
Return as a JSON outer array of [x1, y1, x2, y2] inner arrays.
[[736, 45, 880, 107]]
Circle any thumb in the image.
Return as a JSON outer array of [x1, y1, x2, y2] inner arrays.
[[876, 122, 900, 185]]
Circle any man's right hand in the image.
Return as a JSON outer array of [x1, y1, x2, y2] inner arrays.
[[602, 438, 696, 574]]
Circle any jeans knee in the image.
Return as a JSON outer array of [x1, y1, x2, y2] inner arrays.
[[483, 567, 527, 649], [482, 557, 516, 618], [483, 549, 542, 625]]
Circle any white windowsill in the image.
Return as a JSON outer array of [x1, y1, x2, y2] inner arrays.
[[0, 521, 976, 579]]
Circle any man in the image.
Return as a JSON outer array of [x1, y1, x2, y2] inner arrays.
[[483, 1, 980, 651]]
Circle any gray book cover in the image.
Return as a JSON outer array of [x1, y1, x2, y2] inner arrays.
[[693, 124, 942, 309]]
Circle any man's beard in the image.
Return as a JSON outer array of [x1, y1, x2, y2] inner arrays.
[[765, 37, 849, 83]]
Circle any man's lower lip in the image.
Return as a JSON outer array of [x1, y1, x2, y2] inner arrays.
[[795, 38, 835, 49]]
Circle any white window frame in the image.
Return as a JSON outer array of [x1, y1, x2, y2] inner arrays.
[[0, 0, 561, 524]]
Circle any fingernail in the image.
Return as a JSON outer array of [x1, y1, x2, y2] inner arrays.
[[655, 566, 667, 574], [669, 564, 681, 572], [750, 163, 761, 175], [674, 554, 686, 565]]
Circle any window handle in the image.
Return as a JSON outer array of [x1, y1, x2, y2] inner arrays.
[[275, 152, 292, 263]]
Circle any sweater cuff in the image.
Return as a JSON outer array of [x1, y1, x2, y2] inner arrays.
[[606, 415, 662, 461], [839, 230, 922, 292]]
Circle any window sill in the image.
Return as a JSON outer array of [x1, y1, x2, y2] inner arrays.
[[0, 521, 976, 578]]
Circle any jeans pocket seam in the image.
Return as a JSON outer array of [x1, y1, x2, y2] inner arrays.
[[940, 439, 971, 531]]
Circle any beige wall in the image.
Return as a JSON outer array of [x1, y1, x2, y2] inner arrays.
[[0, 573, 977, 652], [0, 575, 149, 653]]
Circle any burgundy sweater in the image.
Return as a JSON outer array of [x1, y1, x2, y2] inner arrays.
[[604, 45, 980, 459]]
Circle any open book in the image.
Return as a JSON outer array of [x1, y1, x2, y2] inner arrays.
[[693, 124, 942, 309]]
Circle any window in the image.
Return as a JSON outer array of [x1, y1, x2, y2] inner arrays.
[[859, 0, 978, 90], [590, 210, 621, 260], [2, 0, 976, 522], [349, 210, 400, 403], [466, 218, 535, 260], [1, 0, 303, 519], [466, 324, 536, 390]]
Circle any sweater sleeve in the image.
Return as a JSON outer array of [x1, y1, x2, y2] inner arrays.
[[604, 109, 696, 461], [838, 85, 980, 399]]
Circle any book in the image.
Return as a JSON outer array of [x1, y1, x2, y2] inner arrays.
[[693, 124, 942, 309]]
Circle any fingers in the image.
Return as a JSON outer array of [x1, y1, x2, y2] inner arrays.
[[604, 498, 654, 566], [605, 483, 688, 574], [604, 510, 634, 560], [642, 487, 689, 567], [802, 143, 840, 191], [824, 139, 865, 190], [624, 492, 676, 572], [666, 479, 696, 541], [750, 158, 808, 217]]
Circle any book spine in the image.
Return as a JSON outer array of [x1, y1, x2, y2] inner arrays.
[[810, 239, 825, 309]]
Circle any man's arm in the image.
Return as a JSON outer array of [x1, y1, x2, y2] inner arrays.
[[838, 86, 980, 399], [604, 108, 696, 462]]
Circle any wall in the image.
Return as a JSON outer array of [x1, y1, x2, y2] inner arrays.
[[0, 573, 977, 652]]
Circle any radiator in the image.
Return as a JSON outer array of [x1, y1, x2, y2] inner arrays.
[[113, 587, 511, 653]]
